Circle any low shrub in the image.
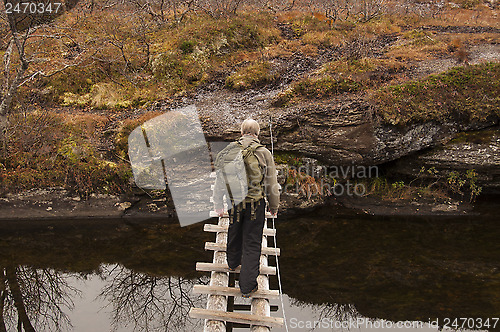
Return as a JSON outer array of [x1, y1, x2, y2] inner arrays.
[[286, 169, 332, 199], [0, 112, 132, 197], [364, 166, 483, 202]]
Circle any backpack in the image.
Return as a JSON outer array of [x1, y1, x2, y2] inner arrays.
[[214, 141, 265, 222]]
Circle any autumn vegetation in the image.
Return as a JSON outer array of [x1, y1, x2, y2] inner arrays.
[[0, 0, 499, 196]]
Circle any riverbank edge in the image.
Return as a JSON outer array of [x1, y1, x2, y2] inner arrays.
[[0, 186, 476, 222]]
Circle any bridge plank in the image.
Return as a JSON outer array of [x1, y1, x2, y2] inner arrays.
[[204, 224, 276, 236], [189, 308, 284, 328], [204, 242, 280, 256], [196, 263, 276, 275], [209, 211, 275, 218], [193, 285, 279, 299]]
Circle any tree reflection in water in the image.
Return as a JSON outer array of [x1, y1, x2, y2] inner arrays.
[[291, 297, 360, 327], [0, 266, 80, 332], [316, 303, 359, 323], [0, 264, 208, 332], [98, 264, 206, 332]]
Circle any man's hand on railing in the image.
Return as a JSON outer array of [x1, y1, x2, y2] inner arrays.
[[215, 209, 224, 217]]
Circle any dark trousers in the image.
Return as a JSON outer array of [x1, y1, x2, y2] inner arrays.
[[227, 199, 266, 294]]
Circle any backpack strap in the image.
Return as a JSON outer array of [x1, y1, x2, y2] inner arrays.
[[250, 198, 263, 221], [244, 143, 266, 185], [242, 143, 264, 158]]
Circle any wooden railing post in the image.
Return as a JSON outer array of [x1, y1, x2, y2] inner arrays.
[[251, 219, 271, 332], [204, 215, 229, 332]]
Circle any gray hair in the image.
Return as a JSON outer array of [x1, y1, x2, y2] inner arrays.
[[241, 119, 260, 136]]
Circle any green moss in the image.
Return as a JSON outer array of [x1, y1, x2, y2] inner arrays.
[[374, 62, 500, 125], [274, 75, 359, 106], [179, 40, 197, 54], [47, 65, 106, 97], [225, 61, 275, 90], [449, 129, 499, 145], [324, 58, 376, 75]]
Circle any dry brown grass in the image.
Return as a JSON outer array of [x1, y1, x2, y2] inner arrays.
[[436, 32, 500, 53], [276, 10, 311, 23], [232, 50, 263, 63], [332, 57, 407, 73], [64, 113, 109, 138], [301, 30, 345, 48], [465, 32, 500, 44], [386, 44, 442, 61], [417, 6, 500, 27], [316, 57, 408, 90], [265, 39, 302, 58], [18, 3, 500, 112], [299, 44, 320, 57], [386, 28, 498, 62], [385, 30, 451, 61], [351, 19, 402, 36]]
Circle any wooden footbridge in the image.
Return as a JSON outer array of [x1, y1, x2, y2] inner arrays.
[[189, 211, 285, 331]]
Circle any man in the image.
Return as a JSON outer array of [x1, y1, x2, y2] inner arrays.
[[213, 118, 280, 297]]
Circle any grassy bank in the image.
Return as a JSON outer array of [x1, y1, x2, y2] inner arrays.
[[0, 112, 132, 197], [31, 11, 282, 109], [374, 62, 500, 125], [14, 2, 499, 110]]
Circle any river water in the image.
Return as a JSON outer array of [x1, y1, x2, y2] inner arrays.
[[0, 197, 498, 332]]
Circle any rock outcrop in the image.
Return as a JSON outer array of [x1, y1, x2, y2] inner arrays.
[[389, 127, 500, 192], [190, 83, 500, 193], [194, 90, 499, 166]]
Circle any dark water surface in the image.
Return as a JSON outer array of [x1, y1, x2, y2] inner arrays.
[[0, 198, 499, 332]]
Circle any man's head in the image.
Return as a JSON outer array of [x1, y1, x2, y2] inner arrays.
[[241, 119, 260, 137]]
